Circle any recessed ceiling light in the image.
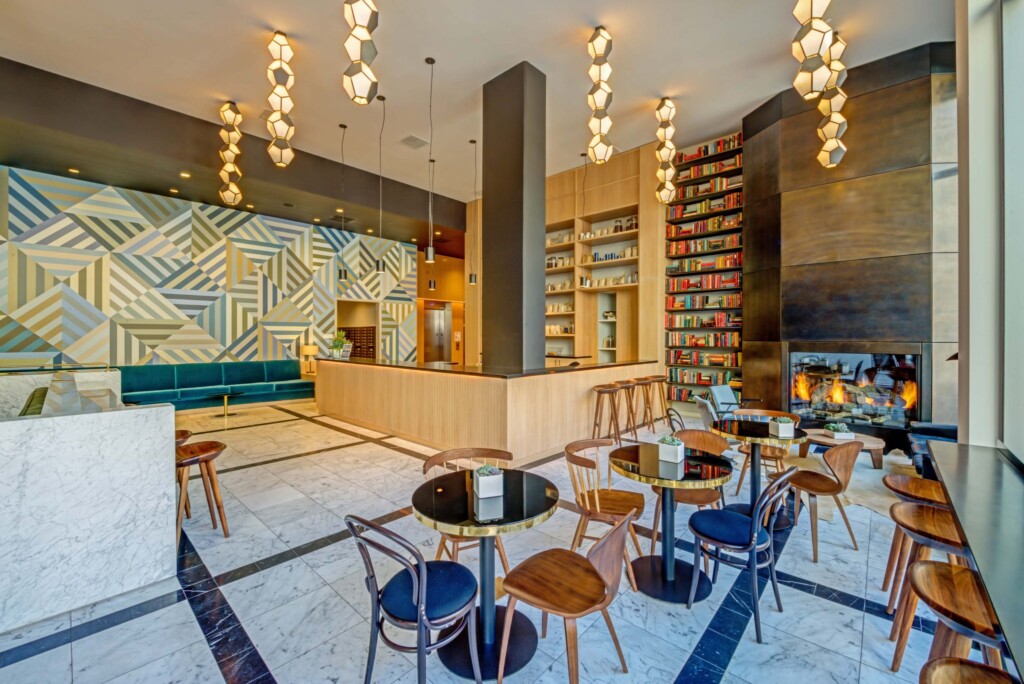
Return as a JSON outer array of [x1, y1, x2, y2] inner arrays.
[[313, 217, 321, 223], [366, 229, 373, 234], [67, 168, 80, 174], [179, 171, 191, 179], [169, 188, 179, 194], [335, 208, 344, 213], [434, 230, 441, 235], [246, 203, 254, 209]]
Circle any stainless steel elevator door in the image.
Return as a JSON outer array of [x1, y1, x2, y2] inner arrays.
[[423, 305, 452, 363]]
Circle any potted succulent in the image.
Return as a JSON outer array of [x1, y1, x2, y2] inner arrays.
[[769, 416, 796, 438], [330, 331, 353, 360], [824, 422, 855, 440], [658, 434, 686, 463]]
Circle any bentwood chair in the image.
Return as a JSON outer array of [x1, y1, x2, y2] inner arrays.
[[770, 440, 863, 563], [422, 448, 512, 574], [564, 439, 645, 592], [688, 467, 798, 643], [344, 515, 482, 684], [649, 429, 728, 555], [731, 409, 801, 495], [497, 512, 636, 684]]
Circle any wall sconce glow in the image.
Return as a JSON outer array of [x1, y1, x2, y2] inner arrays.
[[826, 59, 848, 89], [657, 161, 676, 184], [266, 31, 295, 167], [343, 0, 380, 105], [586, 26, 613, 164], [654, 97, 677, 204], [587, 57, 612, 83], [817, 137, 847, 168], [655, 141, 676, 164], [218, 102, 242, 206]]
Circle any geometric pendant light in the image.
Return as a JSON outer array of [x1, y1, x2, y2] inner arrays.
[[343, 0, 379, 105], [266, 31, 295, 168], [654, 98, 677, 203], [218, 101, 243, 206], [586, 26, 613, 164]]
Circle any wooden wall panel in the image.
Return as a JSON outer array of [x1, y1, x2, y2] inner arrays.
[[741, 341, 785, 409], [780, 165, 934, 267], [742, 268, 781, 342], [417, 252, 465, 301], [744, 122, 781, 203], [637, 141, 666, 364], [465, 200, 482, 366], [577, 176, 639, 220], [744, 194, 781, 274], [780, 254, 933, 341], [780, 76, 934, 193]]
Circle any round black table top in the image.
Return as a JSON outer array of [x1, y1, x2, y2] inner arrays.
[[710, 419, 808, 447], [609, 444, 733, 489], [411, 470, 559, 538]]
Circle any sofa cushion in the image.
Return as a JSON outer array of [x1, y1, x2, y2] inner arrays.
[[228, 382, 275, 395], [265, 360, 300, 383], [121, 365, 176, 393], [273, 379, 314, 392], [122, 389, 180, 404], [19, 386, 49, 416], [223, 362, 266, 386], [175, 363, 225, 389], [179, 385, 229, 400]]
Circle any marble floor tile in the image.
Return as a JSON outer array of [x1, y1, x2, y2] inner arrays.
[[70, 601, 206, 684], [273, 620, 416, 684], [859, 613, 931, 682], [758, 584, 864, 660], [316, 416, 390, 438], [0, 643, 72, 684], [726, 622, 860, 684], [270, 509, 348, 548], [105, 640, 222, 684], [0, 610, 69, 652], [194, 533, 292, 577], [221, 558, 327, 623], [302, 537, 368, 584], [70, 577, 181, 626], [245, 585, 362, 669], [384, 436, 438, 457]]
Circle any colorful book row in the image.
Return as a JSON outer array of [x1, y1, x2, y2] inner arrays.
[[666, 331, 742, 347], [665, 311, 741, 329], [667, 351, 742, 367], [665, 214, 742, 240], [666, 252, 744, 274], [665, 293, 742, 310], [667, 386, 696, 402], [667, 193, 744, 221], [667, 273, 741, 292], [677, 133, 744, 164], [668, 368, 735, 385], [678, 154, 743, 181], [667, 233, 742, 258], [680, 175, 744, 200]]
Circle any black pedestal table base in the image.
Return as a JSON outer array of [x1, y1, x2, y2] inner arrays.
[[437, 606, 538, 679], [631, 556, 713, 603]]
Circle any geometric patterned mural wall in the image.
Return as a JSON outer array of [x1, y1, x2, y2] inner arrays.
[[0, 166, 417, 366]]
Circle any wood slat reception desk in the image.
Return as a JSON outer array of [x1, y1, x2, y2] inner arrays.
[[315, 358, 659, 464]]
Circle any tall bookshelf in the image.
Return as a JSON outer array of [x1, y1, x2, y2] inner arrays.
[[664, 132, 744, 405]]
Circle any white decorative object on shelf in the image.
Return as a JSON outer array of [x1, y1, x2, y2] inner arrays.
[[657, 436, 686, 463], [769, 418, 795, 438]]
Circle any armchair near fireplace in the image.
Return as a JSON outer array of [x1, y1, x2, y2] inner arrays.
[[709, 385, 759, 420]]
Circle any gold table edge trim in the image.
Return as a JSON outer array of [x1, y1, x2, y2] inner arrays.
[[411, 496, 560, 538], [610, 460, 732, 489]]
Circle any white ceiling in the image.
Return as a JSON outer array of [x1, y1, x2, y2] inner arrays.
[[0, 1, 954, 203]]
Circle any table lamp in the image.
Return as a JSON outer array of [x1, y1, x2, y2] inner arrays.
[[301, 345, 320, 374]]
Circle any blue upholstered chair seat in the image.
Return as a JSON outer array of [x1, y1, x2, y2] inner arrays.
[[689, 509, 768, 548], [380, 560, 477, 622]]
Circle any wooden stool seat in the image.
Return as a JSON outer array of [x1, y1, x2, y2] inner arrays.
[[910, 561, 999, 642], [593, 384, 619, 394], [175, 440, 229, 546], [884, 474, 948, 506], [772, 469, 842, 496], [176, 440, 226, 468], [503, 548, 607, 616], [587, 488, 647, 522], [920, 658, 1017, 684], [174, 430, 192, 447], [891, 502, 964, 554]]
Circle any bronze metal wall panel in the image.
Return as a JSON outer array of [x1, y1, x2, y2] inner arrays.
[[741, 341, 786, 409], [780, 165, 934, 267], [743, 268, 781, 342], [744, 194, 781, 274], [744, 122, 781, 203]]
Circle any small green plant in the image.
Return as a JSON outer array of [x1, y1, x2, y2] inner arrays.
[[824, 422, 851, 433], [331, 331, 349, 349], [771, 416, 795, 424], [658, 435, 683, 446], [475, 464, 502, 477]]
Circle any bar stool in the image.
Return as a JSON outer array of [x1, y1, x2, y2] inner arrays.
[[176, 440, 229, 545], [882, 475, 950, 605], [908, 561, 1005, 669], [591, 384, 624, 446], [921, 658, 1018, 684], [641, 375, 670, 429], [888, 503, 966, 671], [614, 380, 640, 441], [175, 429, 192, 447], [632, 377, 656, 431]]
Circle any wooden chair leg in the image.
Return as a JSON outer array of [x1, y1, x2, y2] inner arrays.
[[541, 611, 548, 639], [570, 516, 588, 552], [602, 608, 628, 673], [833, 495, 859, 551], [175, 464, 190, 546], [435, 536, 447, 561], [495, 536, 511, 574], [928, 622, 972, 661], [592, 394, 605, 439], [496, 596, 517, 684], [565, 617, 580, 684], [809, 494, 819, 564], [887, 532, 913, 614], [649, 490, 663, 555], [451, 542, 460, 563], [608, 393, 622, 447], [198, 462, 218, 530], [205, 459, 229, 537], [792, 489, 802, 526], [733, 453, 750, 496], [656, 385, 670, 427], [882, 527, 904, 592], [627, 522, 644, 559], [623, 549, 638, 592]]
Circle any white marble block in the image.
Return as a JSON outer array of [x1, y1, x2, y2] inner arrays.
[[0, 403, 177, 634]]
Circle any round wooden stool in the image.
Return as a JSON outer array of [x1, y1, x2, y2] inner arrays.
[[176, 440, 229, 546], [175, 429, 193, 447], [641, 375, 670, 428], [632, 377, 656, 431], [614, 380, 640, 442], [882, 474, 949, 594], [920, 658, 1017, 684], [591, 384, 624, 447], [888, 503, 966, 672], [909, 561, 1004, 669]]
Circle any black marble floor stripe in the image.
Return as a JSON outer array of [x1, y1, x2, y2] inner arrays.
[[178, 534, 275, 684], [272, 405, 432, 463], [190, 417, 302, 436], [193, 441, 369, 479]]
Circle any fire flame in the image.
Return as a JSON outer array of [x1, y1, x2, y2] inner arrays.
[[857, 377, 868, 388], [900, 381, 918, 410], [794, 372, 811, 401], [828, 377, 845, 404], [865, 397, 874, 405]]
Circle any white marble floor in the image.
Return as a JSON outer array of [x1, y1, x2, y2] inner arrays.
[[0, 400, 1009, 684]]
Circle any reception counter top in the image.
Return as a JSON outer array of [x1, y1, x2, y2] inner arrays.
[[316, 356, 656, 379]]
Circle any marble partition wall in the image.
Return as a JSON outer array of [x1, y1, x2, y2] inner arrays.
[[0, 403, 176, 633]]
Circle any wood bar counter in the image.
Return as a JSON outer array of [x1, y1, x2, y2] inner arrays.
[[315, 357, 659, 464]]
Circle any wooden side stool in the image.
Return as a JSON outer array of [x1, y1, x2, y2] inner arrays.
[[881, 474, 949, 596], [632, 377, 656, 431], [176, 440, 229, 545], [921, 658, 1018, 684], [614, 380, 640, 442], [642, 375, 670, 428], [175, 429, 193, 447], [591, 384, 624, 446]]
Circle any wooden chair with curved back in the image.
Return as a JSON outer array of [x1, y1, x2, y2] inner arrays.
[[648, 429, 729, 556], [564, 439, 645, 592], [422, 447, 512, 574], [497, 510, 636, 684], [771, 440, 862, 563], [732, 409, 801, 495]]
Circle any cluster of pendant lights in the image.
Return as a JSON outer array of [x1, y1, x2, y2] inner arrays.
[[266, 31, 296, 167], [586, 26, 614, 164], [217, 102, 243, 206], [342, 0, 380, 105], [791, 0, 849, 168], [654, 98, 678, 203]]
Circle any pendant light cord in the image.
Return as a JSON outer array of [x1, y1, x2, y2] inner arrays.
[[378, 98, 386, 239], [581, 154, 589, 219], [470, 140, 478, 271], [427, 59, 435, 253]]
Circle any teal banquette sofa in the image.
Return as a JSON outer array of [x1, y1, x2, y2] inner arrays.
[[120, 360, 313, 410]]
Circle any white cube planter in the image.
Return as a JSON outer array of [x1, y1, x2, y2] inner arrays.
[[473, 493, 504, 522], [658, 459, 686, 481], [825, 429, 855, 440], [769, 421, 795, 438], [658, 443, 686, 463], [473, 470, 504, 499]]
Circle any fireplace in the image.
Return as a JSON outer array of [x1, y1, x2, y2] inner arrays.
[[788, 352, 921, 430]]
